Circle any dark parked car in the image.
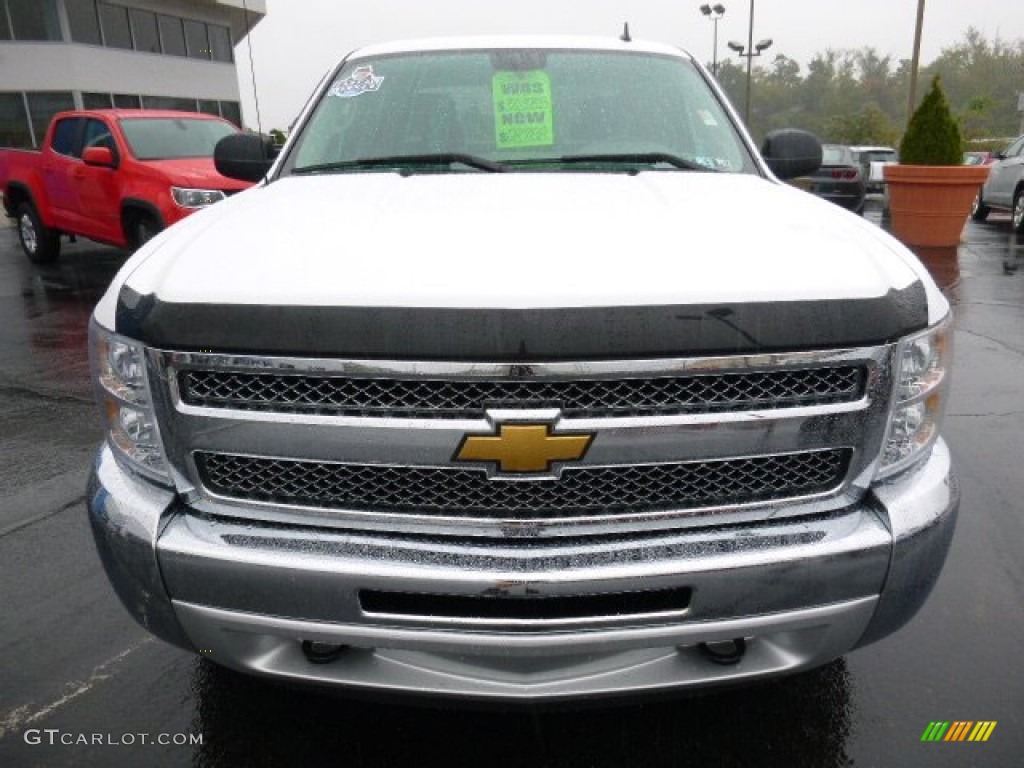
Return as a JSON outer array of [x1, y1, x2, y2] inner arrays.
[[972, 134, 1024, 232], [792, 144, 866, 214]]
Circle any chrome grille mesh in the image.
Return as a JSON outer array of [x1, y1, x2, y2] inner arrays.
[[179, 366, 865, 418], [196, 449, 850, 518]]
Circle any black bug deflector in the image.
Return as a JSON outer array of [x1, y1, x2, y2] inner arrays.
[[115, 284, 928, 360]]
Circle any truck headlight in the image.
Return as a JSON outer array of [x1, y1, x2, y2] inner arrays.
[[877, 315, 952, 478], [90, 320, 171, 484], [170, 186, 226, 208]]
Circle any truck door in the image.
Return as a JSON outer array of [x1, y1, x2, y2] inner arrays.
[[72, 118, 122, 243], [41, 117, 82, 220], [988, 137, 1024, 207]]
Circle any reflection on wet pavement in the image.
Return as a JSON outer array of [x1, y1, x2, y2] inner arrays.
[[190, 657, 853, 767], [909, 246, 960, 290], [0, 231, 126, 401]]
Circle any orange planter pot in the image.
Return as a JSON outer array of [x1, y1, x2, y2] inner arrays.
[[883, 164, 991, 247]]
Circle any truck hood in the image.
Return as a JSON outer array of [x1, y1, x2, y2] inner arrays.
[[145, 158, 250, 191], [103, 172, 941, 358]]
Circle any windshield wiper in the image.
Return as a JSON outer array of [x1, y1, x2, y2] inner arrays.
[[293, 153, 508, 175], [547, 153, 715, 172]]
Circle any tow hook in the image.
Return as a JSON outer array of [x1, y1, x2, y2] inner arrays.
[[697, 638, 748, 665]]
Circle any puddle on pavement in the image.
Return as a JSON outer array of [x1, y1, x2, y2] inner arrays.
[[186, 656, 854, 766], [907, 245, 961, 291]]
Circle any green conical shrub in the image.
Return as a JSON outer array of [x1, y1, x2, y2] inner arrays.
[[899, 76, 963, 165]]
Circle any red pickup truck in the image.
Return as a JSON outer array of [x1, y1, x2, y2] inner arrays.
[[1, 109, 251, 263]]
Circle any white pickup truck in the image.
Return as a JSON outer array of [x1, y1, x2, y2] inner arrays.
[[850, 145, 899, 193], [87, 36, 957, 701]]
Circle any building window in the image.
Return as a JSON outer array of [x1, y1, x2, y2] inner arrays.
[[183, 19, 209, 59], [220, 101, 241, 128], [141, 95, 198, 113], [44, 4, 240, 67], [82, 92, 113, 109], [7, 0, 61, 41], [0, 3, 12, 40], [98, 2, 132, 50], [129, 8, 159, 54], [112, 93, 141, 109], [157, 14, 185, 57], [208, 24, 232, 63], [198, 99, 220, 117], [66, 0, 102, 45], [0, 93, 32, 148], [25, 92, 76, 147]]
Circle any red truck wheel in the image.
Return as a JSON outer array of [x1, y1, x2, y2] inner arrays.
[[126, 213, 162, 252], [16, 202, 61, 264]]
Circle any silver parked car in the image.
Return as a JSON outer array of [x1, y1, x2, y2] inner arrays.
[[972, 134, 1024, 232]]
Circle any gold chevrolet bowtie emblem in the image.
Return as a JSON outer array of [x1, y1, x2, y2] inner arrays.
[[454, 423, 594, 474]]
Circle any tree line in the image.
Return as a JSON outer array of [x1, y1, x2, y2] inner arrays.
[[713, 28, 1024, 148]]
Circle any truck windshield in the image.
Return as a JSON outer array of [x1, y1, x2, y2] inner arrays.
[[286, 49, 754, 175], [119, 117, 237, 160]]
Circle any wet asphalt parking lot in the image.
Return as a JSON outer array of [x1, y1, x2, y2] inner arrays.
[[0, 199, 1022, 767]]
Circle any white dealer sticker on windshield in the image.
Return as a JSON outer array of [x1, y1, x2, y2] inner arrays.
[[697, 109, 719, 127], [329, 66, 385, 99]]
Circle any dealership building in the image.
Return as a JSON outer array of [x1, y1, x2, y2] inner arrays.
[[0, 0, 266, 148]]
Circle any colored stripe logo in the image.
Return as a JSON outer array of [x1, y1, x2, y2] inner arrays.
[[921, 721, 997, 742]]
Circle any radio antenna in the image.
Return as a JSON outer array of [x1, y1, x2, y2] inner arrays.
[[620, 22, 632, 43], [241, 0, 264, 137]]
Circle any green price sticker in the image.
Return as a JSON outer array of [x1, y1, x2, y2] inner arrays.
[[492, 71, 554, 150]]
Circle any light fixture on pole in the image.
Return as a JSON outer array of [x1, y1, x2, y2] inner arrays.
[[699, 4, 726, 76], [727, 1, 772, 125]]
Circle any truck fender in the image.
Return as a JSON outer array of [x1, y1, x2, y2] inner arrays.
[[120, 198, 167, 250], [120, 198, 166, 228], [4, 181, 53, 228]]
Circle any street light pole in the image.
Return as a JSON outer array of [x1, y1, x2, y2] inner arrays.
[[745, 0, 755, 125], [727, 1, 772, 125], [699, 4, 726, 76], [714, 16, 720, 74], [907, 0, 926, 122]]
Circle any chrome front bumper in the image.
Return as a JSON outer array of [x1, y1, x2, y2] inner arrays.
[[87, 439, 958, 701]]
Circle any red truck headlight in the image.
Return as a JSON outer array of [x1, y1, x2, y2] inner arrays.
[[171, 186, 226, 208]]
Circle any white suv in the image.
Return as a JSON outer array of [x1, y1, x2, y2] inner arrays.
[[850, 145, 898, 193]]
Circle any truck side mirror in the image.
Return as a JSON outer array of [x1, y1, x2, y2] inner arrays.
[[761, 129, 822, 180], [215, 134, 276, 182], [83, 146, 116, 168]]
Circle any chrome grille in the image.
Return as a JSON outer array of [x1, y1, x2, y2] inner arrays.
[[178, 366, 865, 418], [196, 449, 851, 518]]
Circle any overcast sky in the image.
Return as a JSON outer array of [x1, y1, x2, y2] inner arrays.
[[234, 0, 1024, 130]]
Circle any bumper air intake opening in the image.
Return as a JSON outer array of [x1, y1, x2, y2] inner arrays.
[[301, 640, 349, 665], [359, 587, 692, 623], [697, 637, 748, 665]]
